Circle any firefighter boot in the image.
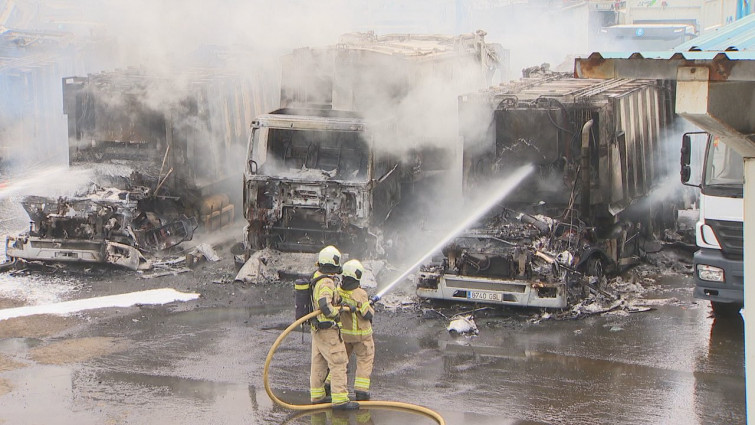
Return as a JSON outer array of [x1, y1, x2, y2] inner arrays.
[[355, 390, 370, 401], [311, 396, 331, 405], [333, 401, 360, 410]]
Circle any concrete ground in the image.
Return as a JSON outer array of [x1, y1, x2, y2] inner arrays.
[[0, 237, 744, 425]]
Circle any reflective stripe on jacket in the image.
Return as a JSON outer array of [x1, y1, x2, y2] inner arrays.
[[312, 272, 340, 327], [338, 287, 373, 340]]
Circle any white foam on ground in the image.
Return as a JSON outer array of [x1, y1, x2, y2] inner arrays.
[[0, 288, 200, 321], [0, 274, 77, 305]]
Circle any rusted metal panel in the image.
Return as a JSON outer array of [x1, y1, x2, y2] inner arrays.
[[575, 53, 755, 81]]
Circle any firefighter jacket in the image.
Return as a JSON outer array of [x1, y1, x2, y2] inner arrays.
[[311, 272, 341, 329], [337, 286, 374, 342]]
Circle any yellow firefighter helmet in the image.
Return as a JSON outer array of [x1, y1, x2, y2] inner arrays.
[[342, 259, 364, 281], [317, 245, 342, 273]]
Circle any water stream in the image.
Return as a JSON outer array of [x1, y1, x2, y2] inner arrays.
[[375, 164, 534, 299]]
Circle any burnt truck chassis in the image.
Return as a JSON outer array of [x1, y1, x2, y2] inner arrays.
[[416, 207, 620, 309], [244, 179, 377, 254], [5, 189, 198, 271], [243, 109, 406, 256], [415, 75, 677, 309]]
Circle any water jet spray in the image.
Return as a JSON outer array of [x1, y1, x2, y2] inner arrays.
[[372, 164, 534, 302]]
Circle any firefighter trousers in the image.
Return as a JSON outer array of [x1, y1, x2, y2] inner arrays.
[[310, 327, 350, 404], [345, 336, 375, 392]]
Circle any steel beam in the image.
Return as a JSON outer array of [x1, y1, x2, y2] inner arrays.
[[746, 158, 755, 425], [575, 54, 755, 82]]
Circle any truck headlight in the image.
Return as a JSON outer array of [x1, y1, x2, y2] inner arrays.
[[697, 264, 724, 282]]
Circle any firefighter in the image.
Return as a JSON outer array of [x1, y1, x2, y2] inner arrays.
[[309, 245, 360, 410], [338, 259, 375, 401]]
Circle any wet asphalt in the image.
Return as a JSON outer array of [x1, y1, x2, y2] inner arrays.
[[0, 256, 745, 425]]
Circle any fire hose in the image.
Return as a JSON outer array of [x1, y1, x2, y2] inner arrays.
[[263, 308, 446, 425]]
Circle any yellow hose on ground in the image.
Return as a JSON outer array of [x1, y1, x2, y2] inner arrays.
[[263, 309, 446, 425]]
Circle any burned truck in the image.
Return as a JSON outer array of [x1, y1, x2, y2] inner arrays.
[[240, 31, 505, 258], [242, 108, 407, 255], [61, 67, 275, 226], [5, 188, 197, 270], [5, 67, 276, 268], [417, 73, 678, 308]]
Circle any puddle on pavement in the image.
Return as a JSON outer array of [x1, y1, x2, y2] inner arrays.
[[0, 377, 10, 397], [0, 354, 25, 372], [0, 364, 102, 424], [29, 336, 127, 365], [0, 273, 745, 424]]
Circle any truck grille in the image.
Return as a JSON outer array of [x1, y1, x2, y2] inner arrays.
[[707, 219, 743, 259]]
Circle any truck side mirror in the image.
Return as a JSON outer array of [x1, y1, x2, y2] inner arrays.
[[680, 135, 692, 183]]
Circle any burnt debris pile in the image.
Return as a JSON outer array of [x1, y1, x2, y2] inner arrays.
[[6, 184, 198, 271]]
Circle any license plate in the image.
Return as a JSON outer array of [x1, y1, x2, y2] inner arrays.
[[467, 290, 503, 302]]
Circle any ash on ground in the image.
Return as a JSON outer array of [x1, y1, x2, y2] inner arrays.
[[549, 246, 694, 321]]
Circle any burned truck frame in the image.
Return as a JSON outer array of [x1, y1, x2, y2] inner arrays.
[[5, 67, 275, 269], [5, 188, 197, 270], [239, 31, 506, 258], [242, 108, 406, 254], [62, 68, 268, 221], [417, 74, 677, 308]]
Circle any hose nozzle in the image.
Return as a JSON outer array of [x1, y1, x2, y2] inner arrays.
[[369, 295, 381, 305]]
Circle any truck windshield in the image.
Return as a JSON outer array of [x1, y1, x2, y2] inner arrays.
[[704, 138, 744, 197], [257, 128, 369, 182]]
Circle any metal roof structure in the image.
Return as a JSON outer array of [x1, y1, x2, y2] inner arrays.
[[675, 13, 755, 53], [574, 14, 755, 82], [576, 13, 755, 63]]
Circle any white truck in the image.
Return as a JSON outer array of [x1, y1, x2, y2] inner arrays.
[[681, 131, 744, 314]]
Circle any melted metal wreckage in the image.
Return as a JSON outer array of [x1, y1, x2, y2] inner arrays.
[[415, 73, 682, 309], [242, 109, 403, 256], [417, 207, 594, 309], [5, 187, 198, 271]]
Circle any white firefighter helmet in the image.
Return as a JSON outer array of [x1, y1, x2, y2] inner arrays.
[[342, 259, 364, 281], [317, 245, 341, 270]]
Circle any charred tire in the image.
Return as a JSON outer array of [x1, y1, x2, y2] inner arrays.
[[710, 301, 743, 317], [585, 256, 605, 279]]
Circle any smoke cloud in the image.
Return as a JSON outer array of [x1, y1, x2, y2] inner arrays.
[[2, 0, 596, 167], [1, 0, 642, 253]]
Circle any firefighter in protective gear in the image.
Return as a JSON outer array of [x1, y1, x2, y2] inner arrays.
[[309, 246, 359, 410], [338, 259, 375, 401]]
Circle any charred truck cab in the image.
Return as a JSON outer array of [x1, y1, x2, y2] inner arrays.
[[243, 108, 403, 255], [417, 74, 677, 308]]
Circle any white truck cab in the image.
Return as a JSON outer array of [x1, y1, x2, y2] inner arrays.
[[681, 132, 744, 314]]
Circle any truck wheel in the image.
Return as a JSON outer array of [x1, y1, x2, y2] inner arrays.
[[585, 256, 604, 278], [710, 301, 743, 317]]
